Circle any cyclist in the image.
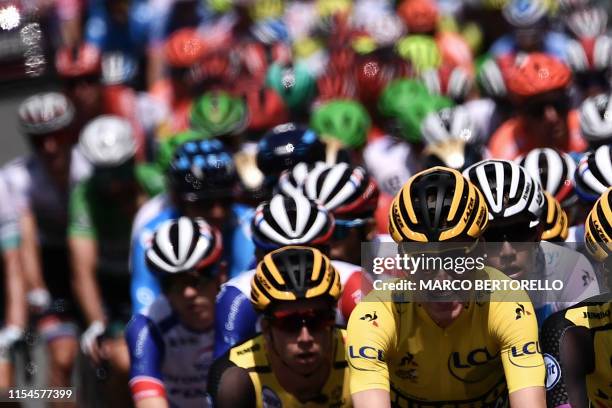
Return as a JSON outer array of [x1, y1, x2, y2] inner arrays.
[[488, 53, 587, 160], [464, 159, 599, 323], [540, 189, 612, 407], [68, 115, 155, 406], [3, 93, 90, 392], [126, 216, 223, 408], [579, 93, 612, 149], [207, 246, 351, 407], [347, 166, 546, 407], [0, 175, 25, 396], [130, 139, 254, 315], [214, 193, 365, 358]]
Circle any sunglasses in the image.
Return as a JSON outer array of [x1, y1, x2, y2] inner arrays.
[[332, 218, 369, 241], [268, 309, 336, 334], [482, 224, 539, 243]]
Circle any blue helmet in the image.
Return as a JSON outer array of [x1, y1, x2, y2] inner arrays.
[[168, 139, 238, 201], [256, 123, 326, 179]]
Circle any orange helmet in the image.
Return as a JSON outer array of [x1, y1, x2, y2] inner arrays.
[[397, 0, 439, 34], [165, 28, 207, 68], [506, 53, 572, 98]]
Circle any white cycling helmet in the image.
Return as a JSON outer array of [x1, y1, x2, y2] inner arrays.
[[566, 36, 612, 73], [421, 106, 478, 169], [574, 145, 612, 203], [276, 161, 327, 198], [478, 58, 507, 98], [580, 93, 612, 144], [516, 148, 576, 207], [464, 159, 545, 227], [101, 52, 138, 86], [79, 115, 136, 167], [502, 0, 548, 28], [251, 194, 335, 250], [422, 66, 473, 102], [565, 7, 608, 38], [145, 217, 222, 277], [18, 92, 75, 135]]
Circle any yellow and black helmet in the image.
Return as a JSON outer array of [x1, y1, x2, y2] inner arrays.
[[584, 187, 612, 262], [540, 192, 569, 242], [250, 246, 341, 313], [389, 166, 489, 242]]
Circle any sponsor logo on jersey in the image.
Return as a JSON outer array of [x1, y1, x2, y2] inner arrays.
[[360, 311, 378, 327], [515, 303, 531, 320], [544, 353, 561, 390], [448, 347, 499, 383], [262, 386, 282, 408], [582, 310, 610, 320], [508, 341, 544, 368], [582, 270, 594, 287], [348, 346, 385, 362]]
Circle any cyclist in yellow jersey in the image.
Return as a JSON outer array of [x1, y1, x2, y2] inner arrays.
[[207, 246, 352, 407], [347, 167, 546, 407], [541, 188, 612, 408]]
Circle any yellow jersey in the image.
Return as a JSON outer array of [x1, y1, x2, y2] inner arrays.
[[208, 329, 352, 407], [347, 268, 545, 407]]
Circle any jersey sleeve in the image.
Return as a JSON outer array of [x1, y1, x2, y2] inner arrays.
[[489, 299, 546, 394], [339, 270, 371, 325], [540, 309, 575, 408], [346, 295, 396, 394], [228, 206, 255, 279], [0, 175, 20, 252], [213, 285, 259, 358], [67, 181, 97, 239], [130, 228, 161, 315], [206, 353, 256, 408], [125, 314, 166, 402]]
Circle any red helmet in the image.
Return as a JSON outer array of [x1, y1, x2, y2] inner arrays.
[[355, 58, 409, 106], [506, 53, 572, 99], [317, 70, 357, 101], [55, 43, 101, 78], [329, 47, 356, 73], [165, 28, 207, 68], [201, 49, 237, 85], [397, 0, 439, 34], [244, 87, 288, 132]]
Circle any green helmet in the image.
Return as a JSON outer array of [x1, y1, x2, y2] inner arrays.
[[190, 91, 248, 138], [379, 80, 453, 143], [156, 130, 205, 171], [395, 35, 442, 74], [266, 62, 316, 111], [310, 100, 371, 148], [378, 79, 430, 118]]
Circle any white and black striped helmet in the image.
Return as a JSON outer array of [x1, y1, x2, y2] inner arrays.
[[463, 159, 545, 227], [574, 145, 612, 203], [302, 162, 379, 217], [251, 194, 334, 250], [18, 92, 75, 135], [276, 161, 327, 198], [580, 93, 612, 144], [79, 115, 136, 167], [516, 148, 576, 207], [478, 58, 507, 99], [145, 217, 222, 277]]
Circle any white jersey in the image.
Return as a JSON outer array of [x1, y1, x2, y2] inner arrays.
[[0, 174, 20, 252], [2, 150, 91, 247], [363, 135, 420, 196], [126, 295, 214, 408]]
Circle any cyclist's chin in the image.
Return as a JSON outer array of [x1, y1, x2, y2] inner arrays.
[[177, 304, 214, 331]]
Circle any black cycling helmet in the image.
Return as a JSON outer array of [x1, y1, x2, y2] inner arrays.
[[256, 123, 326, 178], [168, 139, 238, 201]]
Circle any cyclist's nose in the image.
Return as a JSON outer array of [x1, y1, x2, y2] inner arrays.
[[499, 241, 517, 262], [42, 137, 58, 154], [296, 325, 314, 345], [182, 284, 198, 298]]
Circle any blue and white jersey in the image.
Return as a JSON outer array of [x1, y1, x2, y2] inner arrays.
[[125, 295, 214, 408], [130, 195, 255, 314]]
